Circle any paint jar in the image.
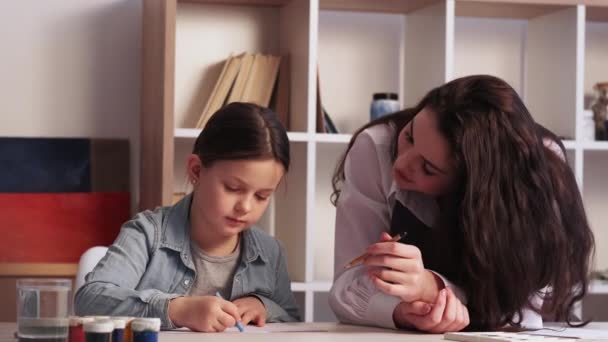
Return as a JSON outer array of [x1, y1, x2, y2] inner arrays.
[[110, 318, 127, 342], [371, 93, 399, 121], [17, 279, 72, 342], [591, 82, 608, 140], [83, 319, 114, 342], [113, 318, 134, 342], [69, 317, 95, 342], [131, 318, 160, 342]]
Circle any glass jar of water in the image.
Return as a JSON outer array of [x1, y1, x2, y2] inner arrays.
[[17, 279, 72, 342]]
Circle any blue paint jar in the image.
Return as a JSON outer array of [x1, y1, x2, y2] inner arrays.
[[131, 318, 160, 342], [370, 93, 399, 121], [110, 318, 127, 342]]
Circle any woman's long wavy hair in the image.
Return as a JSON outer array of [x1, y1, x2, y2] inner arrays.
[[332, 75, 594, 330]]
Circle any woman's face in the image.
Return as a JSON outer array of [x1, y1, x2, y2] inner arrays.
[[393, 107, 457, 197]]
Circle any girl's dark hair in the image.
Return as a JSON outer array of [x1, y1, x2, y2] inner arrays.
[[193, 102, 289, 171], [332, 75, 594, 330]]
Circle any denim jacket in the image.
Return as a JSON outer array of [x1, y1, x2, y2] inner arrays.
[[74, 194, 301, 328]]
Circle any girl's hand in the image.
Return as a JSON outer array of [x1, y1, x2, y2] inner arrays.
[[168, 296, 242, 332], [393, 288, 470, 333], [233, 296, 267, 326], [365, 232, 441, 303]]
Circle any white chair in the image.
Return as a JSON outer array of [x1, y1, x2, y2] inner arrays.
[[75, 246, 108, 292]]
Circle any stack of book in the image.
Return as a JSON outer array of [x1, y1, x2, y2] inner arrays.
[[195, 52, 289, 130]]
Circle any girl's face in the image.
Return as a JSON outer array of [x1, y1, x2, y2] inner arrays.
[[394, 107, 457, 197], [189, 157, 284, 238]]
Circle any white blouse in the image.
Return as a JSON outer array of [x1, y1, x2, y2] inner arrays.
[[328, 123, 545, 329]]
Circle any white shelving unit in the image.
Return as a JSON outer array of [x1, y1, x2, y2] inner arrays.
[[141, 0, 608, 322]]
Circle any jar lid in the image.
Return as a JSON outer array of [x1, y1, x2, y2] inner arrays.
[[83, 319, 114, 333], [131, 318, 161, 332], [111, 318, 127, 329], [373, 93, 398, 100], [112, 316, 135, 323], [69, 316, 95, 326]]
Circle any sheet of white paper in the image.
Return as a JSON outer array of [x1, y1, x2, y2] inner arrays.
[[529, 328, 608, 339], [225, 323, 330, 333], [165, 323, 331, 334]]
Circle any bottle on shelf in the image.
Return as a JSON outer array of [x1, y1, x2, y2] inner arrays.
[[591, 82, 608, 141], [370, 93, 399, 121]]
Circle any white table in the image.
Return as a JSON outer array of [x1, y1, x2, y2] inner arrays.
[[3, 322, 608, 342], [0, 322, 443, 342]]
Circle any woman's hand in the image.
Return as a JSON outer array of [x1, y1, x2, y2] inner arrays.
[[233, 296, 267, 326], [168, 296, 242, 332], [364, 232, 442, 303], [393, 287, 470, 333]]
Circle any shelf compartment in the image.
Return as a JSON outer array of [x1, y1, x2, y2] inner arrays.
[[583, 150, 608, 272], [318, 1, 450, 134], [275, 141, 309, 282], [313, 142, 348, 281], [313, 291, 338, 322], [583, 6, 608, 110], [174, 0, 313, 132], [454, 1, 579, 140]]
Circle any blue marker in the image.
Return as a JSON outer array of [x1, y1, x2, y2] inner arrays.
[[215, 291, 245, 332]]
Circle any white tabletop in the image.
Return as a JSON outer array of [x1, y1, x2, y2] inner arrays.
[[2, 322, 608, 342]]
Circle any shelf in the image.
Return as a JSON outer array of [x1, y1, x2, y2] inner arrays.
[[320, 0, 438, 14], [175, 128, 312, 142], [552, 140, 608, 151], [563, 140, 577, 149], [0, 263, 78, 277], [287, 132, 311, 142], [291, 281, 332, 292], [175, 128, 200, 138], [580, 141, 608, 150], [179, 0, 289, 5], [455, 1, 569, 19], [314, 133, 352, 143], [142, 0, 608, 326], [320, 0, 604, 17], [589, 280, 608, 294]]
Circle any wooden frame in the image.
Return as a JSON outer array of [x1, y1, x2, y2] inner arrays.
[[0, 263, 78, 277]]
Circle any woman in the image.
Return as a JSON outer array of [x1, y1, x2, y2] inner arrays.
[[329, 75, 594, 332]]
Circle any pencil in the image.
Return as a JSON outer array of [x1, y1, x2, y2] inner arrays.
[[215, 291, 245, 332], [344, 232, 406, 269]]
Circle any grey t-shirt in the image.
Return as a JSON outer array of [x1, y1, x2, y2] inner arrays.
[[187, 240, 241, 299]]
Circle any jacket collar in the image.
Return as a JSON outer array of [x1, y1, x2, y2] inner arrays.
[[159, 193, 268, 267]]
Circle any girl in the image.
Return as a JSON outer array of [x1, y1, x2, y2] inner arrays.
[[75, 102, 301, 331], [329, 75, 594, 332]]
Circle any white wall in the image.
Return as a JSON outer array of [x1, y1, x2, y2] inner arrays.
[[0, 0, 142, 212], [454, 17, 526, 97], [318, 10, 403, 134]]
